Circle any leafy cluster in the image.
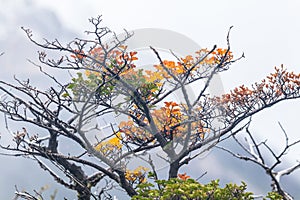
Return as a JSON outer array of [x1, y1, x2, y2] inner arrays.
[[214, 65, 300, 122], [133, 178, 282, 200], [66, 45, 233, 150]]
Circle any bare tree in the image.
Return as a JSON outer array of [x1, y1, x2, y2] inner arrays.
[[1, 16, 300, 199], [217, 120, 300, 199]]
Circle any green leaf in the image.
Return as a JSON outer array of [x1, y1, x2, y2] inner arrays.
[[62, 92, 69, 97], [67, 83, 75, 89]]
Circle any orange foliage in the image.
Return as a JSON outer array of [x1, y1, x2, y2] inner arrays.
[[94, 132, 122, 155], [178, 173, 191, 180], [152, 101, 182, 135], [214, 65, 300, 119], [152, 48, 233, 80], [70, 50, 86, 60], [119, 120, 152, 142], [76, 46, 236, 146], [125, 166, 149, 184], [119, 101, 207, 143], [196, 48, 233, 65]]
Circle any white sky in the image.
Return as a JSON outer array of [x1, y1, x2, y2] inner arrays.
[[1, 0, 300, 198], [33, 0, 299, 85]]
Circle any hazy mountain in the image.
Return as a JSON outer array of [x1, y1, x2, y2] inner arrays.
[[0, 0, 78, 199]]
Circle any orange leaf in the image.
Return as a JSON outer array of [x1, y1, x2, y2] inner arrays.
[[178, 173, 190, 180], [71, 50, 86, 60], [130, 51, 137, 57]]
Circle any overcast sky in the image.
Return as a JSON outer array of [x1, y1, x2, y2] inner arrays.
[[1, 0, 300, 199]]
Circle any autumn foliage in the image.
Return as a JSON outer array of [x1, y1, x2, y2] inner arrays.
[[1, 16, 299, 199]]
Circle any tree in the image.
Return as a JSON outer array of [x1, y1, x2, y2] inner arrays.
[[0, 16, 300, 199]]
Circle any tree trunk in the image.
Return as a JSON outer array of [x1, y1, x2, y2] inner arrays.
[[77, 189, 91, 200], [169, 160, 180, 179], [116, 170, 137, 197]]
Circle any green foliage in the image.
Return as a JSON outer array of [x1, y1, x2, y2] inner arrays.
[[132, 178, 282, 200], [65, 72, 98, 98], [264, 192, 284, 200], [65, 71, 116, 100]]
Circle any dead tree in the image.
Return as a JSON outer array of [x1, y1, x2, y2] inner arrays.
[[217, 120, 300, 199]]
